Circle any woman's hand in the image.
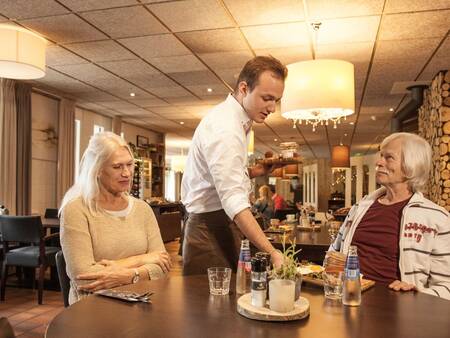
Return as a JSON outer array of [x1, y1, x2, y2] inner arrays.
[[76, 266, 134, 292], [143, 251, 172, 273], [388, 280, 417, 292]]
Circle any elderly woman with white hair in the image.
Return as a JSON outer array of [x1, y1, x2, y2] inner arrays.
[[60, 132, 171, 304], [330, 132, 450, 300]]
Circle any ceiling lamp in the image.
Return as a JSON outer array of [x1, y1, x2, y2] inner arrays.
[[331, 145, 350, 168], [0, 24, 46, 79], [171, 155, 187, 173], [281, 59, 355, 132]]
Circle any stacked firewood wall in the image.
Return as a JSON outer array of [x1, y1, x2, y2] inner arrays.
[[419, 70, 450, 211]]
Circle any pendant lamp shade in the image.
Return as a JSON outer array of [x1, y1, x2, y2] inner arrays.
[[331, 145, 350, 168], [0, 24, 46, 79]]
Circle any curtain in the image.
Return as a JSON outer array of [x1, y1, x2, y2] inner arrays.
[[56, 99, 75, 207], [0, 79, 17, 215], [15, 82, 32, 215], [112, 116, 122, 135]]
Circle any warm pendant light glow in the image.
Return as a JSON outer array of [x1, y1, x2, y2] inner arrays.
[[0, 24, 47, 79], [331, 145, 350, 168], [247, 129, 254, 155], [281, 59, 355, 131], [171, 155, 187, 173]]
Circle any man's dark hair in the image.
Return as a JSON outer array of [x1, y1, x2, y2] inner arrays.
[[234, 56, 288, 92]]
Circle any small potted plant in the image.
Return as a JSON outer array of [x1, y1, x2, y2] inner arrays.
[[269, 235, 302, 312]]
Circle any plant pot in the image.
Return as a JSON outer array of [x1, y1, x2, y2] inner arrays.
[[294, 274, 302, 301], [269, 279, 295, 312]]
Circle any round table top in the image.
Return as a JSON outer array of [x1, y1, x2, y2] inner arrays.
[[46, 275, 450, 338]]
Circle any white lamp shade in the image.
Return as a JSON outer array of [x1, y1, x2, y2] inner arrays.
[[0, 24, 46, 79], [171, 155, 187, 173], [281, 59, 354, 119]]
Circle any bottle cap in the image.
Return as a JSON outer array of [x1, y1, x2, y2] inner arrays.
[[251, 257, 266, 272]]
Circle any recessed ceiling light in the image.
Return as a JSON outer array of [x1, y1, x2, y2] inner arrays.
[[130, 92, 135, 97], [179, 121, 184, 125], [344, 133, 348, 137], [371, 115, 376, 121], [207, 88, 213, 92], [349, 122, 354, 125], [389, 108, 394, 112], [274, 138, 278, 142]]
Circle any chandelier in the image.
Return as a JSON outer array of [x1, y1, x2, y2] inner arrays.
[[281, 59, 355, 132], [0, 24, 47, 79]]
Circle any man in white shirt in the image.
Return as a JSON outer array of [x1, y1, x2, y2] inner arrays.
[[181, 56, 287, 275]]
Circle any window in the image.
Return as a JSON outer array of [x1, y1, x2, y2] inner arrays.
[[74, 119, 81, 182], [93, 124, 104, 134]]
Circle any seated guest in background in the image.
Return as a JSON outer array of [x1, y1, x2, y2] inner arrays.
[[330, 132, 450, 300], [60, 132, 171, 304], [252, 185, 274, 228], [270, 185, 287, 211]]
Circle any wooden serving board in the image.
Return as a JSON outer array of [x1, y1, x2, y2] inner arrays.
[[237, 293, 310, 322], [256, 157, 302, 166], [302, 275, 375, 292]]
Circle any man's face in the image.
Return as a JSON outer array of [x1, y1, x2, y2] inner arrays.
[[375, 138, 406, 188], [240, 71, 284, 123]]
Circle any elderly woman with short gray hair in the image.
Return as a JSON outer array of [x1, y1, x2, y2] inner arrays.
[[330, 132, 450, 300]]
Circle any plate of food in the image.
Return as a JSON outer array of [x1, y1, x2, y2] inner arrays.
[[297, 264, 324, 276]]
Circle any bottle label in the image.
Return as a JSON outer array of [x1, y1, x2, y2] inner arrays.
[[346, 268, 359, 279], [251, 281, 267, 291]]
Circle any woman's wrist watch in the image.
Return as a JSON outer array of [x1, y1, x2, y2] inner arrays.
[[132, 269, 140, 284]]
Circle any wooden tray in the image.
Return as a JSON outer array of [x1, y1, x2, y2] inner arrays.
[[237, 293, 310, 322], [302, 275, 375, 292], [256, 157, 302, 166]]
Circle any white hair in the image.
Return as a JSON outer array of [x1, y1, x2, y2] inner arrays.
[[380, 132, 431, 193], [59, 131, 133, 214]]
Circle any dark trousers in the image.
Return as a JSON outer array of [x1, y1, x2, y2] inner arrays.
[[182, 209, 243, 275]]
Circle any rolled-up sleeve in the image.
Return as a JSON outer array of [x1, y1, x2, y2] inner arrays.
[[203, 128, 251, 220]]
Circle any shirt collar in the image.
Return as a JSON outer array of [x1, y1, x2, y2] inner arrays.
[[226, 94, 252, 134]]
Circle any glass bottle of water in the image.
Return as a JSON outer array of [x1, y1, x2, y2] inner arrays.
[[236, 239, 251, 294], [343, 245, 361, 306]]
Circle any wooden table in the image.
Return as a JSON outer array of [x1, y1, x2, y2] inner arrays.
[[270, 225, 331, 263], [45, 276, 450, 338]]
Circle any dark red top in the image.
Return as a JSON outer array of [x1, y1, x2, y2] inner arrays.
[[351, 197, 410, 285], [272, 194, 287, 211]]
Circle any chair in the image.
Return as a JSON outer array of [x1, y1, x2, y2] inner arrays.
[[0, 317, 14, 338], [55, 251, 70, 307], [0, 215, 59, 304], [44, 208, 59, 219]]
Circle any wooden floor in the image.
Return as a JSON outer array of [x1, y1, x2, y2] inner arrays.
[[0, 240, 183, 337]]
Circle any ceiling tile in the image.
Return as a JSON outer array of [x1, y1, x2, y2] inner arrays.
[[316, 41, 374, 64], [149, 86, 194, 98], [34, 67, 94, 93], [376, 37, 441, 62], [81, 6, 168, 38], [119, 34, 190, 58], [164, 97, 204, 106], [186, 84, 230, 96], [214, 68, 241, 87], [116, 107, 154, 116], [0, 0, 69, 20], [168, 71, 222, 86], [98, 100, 138, 110], [418, 36, 450, 80], [58, 0, 139, 12], [132, 98, 169, 107], [254, 46, 312, 65], [307, 0, 383, 20], [148, 55, 206, 73], [241, 22, 309, 49], [198, 50, 254, 70], [46, 45, 90, 66], [223, 0, 304, 26], [64, 40, 137, 62], [316, 16, 380, 45], [178, 28, 250, 53], [385, 0, 450, 13], [75, 90, 121, 102], [20, 14, 107, 43], [148, 0, 233, 32], [97, 59, 159, 78], [53, 63, 119, 85], [379, 10, 450, 40]]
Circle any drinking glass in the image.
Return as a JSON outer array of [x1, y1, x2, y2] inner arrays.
[[322, 251, 346, 300], [207, 267, 232, 296]]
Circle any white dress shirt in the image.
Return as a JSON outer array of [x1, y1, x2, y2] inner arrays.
[[181, 94, 252, 220]]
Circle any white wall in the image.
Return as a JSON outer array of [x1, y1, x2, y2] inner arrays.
[[122, 122, 164, 145], [75, 107, 112, 156], [31, 93, 59, 215]]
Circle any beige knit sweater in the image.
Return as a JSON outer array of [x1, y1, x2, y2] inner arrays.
[[60, 196, 166, 304]]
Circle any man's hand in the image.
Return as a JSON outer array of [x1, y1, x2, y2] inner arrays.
[[388, 280, 417, 292], [270, 250, 284, 269]]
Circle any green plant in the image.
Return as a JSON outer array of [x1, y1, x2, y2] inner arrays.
[[272, 234, 302, 280]]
